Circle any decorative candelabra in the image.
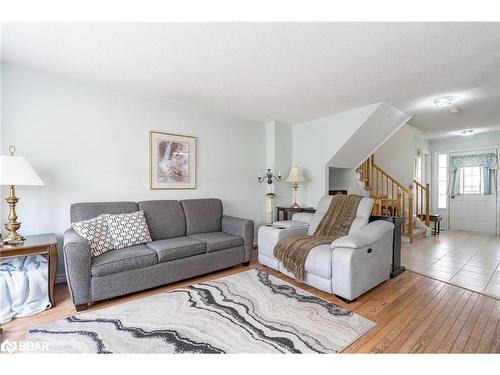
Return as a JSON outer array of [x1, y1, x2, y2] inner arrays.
[[257, 169, 282, 184], [257, 169, 282, 225]]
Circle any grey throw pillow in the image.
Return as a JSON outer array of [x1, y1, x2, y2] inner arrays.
[[106, 211, 152, 250], [71, 214, 114, 257]]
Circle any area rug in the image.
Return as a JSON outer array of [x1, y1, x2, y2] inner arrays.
[[25, 269, 375, 353]]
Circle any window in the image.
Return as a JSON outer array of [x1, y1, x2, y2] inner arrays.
[[415, 157, 422, 184], [438, 154, 447, 209], [460, 166, 482, 194]]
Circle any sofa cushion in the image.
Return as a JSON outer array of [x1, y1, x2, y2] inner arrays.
[[308, 196, 373, 235], [303, 244, 332, 278], [146, 237, 206, 262], [106, 211, 152, 250], [180, 199, 222, 235], [70, 201, 138, 222], [349, 197, 374, 234], [189, 232, 243, 253], [71, 214, 114, 257], [138, 200, 186, 240], [91, 244, 157, 277]]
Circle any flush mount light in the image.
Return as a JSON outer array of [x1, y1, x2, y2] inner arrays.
[[461, 129, 474, 136], [448, 107, 461, 114], [434, 96, 453, 108]]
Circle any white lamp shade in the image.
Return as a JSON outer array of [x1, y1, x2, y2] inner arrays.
[[286, 166, 306, 183], [0, 155, 44, 186]]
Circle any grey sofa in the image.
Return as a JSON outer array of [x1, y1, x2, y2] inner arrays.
[[63, 199, 254, 311]]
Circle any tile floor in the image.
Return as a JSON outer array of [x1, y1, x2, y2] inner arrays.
[[402, 230, 500, 299]]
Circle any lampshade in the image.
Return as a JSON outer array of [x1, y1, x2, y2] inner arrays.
[[286, 166, 306, 183], [0, 155, 44, 186]]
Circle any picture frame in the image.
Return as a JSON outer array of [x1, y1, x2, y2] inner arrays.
[[149, 131, 196, 189]]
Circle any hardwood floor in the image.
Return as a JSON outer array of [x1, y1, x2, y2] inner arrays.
[[2, 250, 499, 353]]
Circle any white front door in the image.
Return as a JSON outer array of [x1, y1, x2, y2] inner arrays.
[[449, 164, 497, 234], [450, 194, 496, 233]]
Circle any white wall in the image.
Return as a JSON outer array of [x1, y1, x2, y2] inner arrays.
[[328, 168, 364, 195], [265, 121, 293, 208], [328, 103, 410, 169], [374, 124, 421, 187], [430, 131, 500, 153], [291, 104, 379, 207], [1, 64, 268, 280]]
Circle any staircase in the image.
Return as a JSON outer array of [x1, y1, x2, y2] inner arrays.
[[356, 155, 430, 242]]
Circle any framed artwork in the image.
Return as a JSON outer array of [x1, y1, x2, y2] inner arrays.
[[149, 131, 196, 189]]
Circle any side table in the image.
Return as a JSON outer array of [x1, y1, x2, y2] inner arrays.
[[369, 215, 406, 278], [276, 206, 316, 221], [0, 233, 58, 307], [430, 214, 443, 236]]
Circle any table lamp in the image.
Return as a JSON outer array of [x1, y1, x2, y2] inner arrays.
[[0, 146, 44, 243], [286, 166, 306, 208]]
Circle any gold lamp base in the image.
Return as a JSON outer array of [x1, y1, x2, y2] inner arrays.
[[3, 185, 25, 244], [291, 183, 301, 209]]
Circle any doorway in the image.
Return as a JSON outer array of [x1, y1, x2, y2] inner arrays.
[[448, 150, 498, 234]]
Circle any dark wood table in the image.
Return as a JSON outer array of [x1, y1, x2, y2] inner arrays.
[[430, 214, 443, 236], [0, 233, 58, 306], [276, 206, 316, 221]]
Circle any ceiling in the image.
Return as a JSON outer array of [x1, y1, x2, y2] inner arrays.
[[1, 22, 499, 138]]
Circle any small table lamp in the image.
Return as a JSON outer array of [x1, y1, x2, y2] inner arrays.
[[0, 146, 44, 243], [286, 166, 306, 208]]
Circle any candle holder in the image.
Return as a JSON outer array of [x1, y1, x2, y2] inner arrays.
[[257, 169, 282, 185]]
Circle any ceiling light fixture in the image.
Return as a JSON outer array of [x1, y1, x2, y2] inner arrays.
[[448, 107, 461, 114], [434, 96, 453, 108], [460, 129, 474, 136]]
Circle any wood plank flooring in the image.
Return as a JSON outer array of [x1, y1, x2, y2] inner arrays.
[[1, 250, 499, 353]]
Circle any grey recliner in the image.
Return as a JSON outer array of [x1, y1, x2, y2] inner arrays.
[[63, 198, 254, 311]]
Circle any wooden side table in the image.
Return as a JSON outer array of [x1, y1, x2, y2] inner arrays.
[[276, 206, 316, 221], [430, 214, 443, 236], [0, 233, 58, 307]]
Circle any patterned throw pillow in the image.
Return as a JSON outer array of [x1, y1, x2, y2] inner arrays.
[[106, 211, 152, 250], [71, 215, 114, 257]]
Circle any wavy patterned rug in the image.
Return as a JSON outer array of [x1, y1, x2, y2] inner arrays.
[[25, 269, 375, 353]]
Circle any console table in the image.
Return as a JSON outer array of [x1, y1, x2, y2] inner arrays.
[[276, 206, 316, 221], [0, 233, 58, 306]]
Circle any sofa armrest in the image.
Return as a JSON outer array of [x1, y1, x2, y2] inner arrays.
[[63, 228, 92, 306], [257, 225, 309, 261], [330, 220, 394, 249], [222, 215, 254, 262], [288, 212, 315, 224], [330, 220, 394, 301]]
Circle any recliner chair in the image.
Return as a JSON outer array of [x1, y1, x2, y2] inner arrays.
[[258, 195, 394, 302]]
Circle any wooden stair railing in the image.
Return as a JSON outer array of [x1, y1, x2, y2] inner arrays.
[[357, 155, 414, 242], [414, 179, 430, 227]]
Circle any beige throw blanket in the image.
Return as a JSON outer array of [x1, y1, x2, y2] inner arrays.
[[273, 194, 363, 282]]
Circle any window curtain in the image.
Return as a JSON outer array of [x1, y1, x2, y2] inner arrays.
[[448, 152, 497, 195]]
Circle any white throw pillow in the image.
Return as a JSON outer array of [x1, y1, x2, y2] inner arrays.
[[106, 211, 152, 250], [71, 215, 114, 257]]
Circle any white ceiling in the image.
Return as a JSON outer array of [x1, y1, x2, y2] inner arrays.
[[1, 22, 499, 138]]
